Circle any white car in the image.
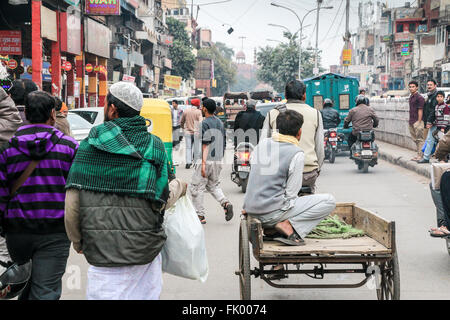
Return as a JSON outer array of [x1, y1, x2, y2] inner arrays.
[[67, 112, 94, 142], [70, 107, 104, 126]]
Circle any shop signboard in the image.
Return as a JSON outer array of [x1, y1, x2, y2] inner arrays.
[[7, 59, 17, 70], [164, 75, 182, 90], [20, 58, 51, 82], [84, 18, 111, 58], [123, 74, 135, 83], [0, 31, 22, 55], [41, 6, 58, 42], [342, 49, 352, 66], [66, 7, 82, 55], [85, 0, 121, 15]]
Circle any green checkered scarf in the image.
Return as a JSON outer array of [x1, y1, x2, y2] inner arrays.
[[66, 116, 170, 204]]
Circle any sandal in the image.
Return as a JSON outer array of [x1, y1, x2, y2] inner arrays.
[[429, 226, 450, 238], [198, 215, 206, 225], [274, 232, 305, 246], [222, 202, 234, 221]]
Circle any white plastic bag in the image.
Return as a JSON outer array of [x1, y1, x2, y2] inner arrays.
[[161, 196, 208, 282]]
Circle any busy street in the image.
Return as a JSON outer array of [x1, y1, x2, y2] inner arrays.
[[0, 0, 449, 304]]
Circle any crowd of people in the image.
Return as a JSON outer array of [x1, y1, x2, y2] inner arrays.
[[0, 62, 449, 300]]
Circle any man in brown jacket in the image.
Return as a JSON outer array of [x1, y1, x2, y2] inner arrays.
[[181, 98, 202, 169], [344, 95, 379, 151], [54, 97, 72, 137]]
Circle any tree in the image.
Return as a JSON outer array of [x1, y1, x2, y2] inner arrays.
[[166, 17, 196, 80], [256, 33, 325, 92], [198, 43, 237, 96]]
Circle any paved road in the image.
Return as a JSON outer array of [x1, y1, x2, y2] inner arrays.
[[61, 145, 450, 300]]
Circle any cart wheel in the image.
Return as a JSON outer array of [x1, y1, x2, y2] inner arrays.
[[238, 218, 251, 300], [377, 253, 400, 300]]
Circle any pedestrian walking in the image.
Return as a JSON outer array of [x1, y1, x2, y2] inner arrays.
[[64, 82, 186, 300], [54, 97, 72, 137], [190, 98, 233, 225], [0, 91, 78, 300], [181, 98, 202, 169], [0, 85, 22, 266], [8, 79, 38, 127], [263, 80, 325, 193], [408, 81, 426, 161], [171, 100, 183, 149], [418, 91, 449, 163]]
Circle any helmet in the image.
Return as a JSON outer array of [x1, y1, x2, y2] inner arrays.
[[0, 260, 32, 300], [323, 98, 333, 108], [355, 95, 369, 106]]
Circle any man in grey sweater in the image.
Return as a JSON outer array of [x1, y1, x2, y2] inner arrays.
[[243, 110, 336, 246]]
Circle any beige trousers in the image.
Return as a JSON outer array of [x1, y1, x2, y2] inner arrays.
[[189, 161, 228, 217], [409, 121, 424, 156]]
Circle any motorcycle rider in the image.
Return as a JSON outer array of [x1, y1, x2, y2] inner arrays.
[[321, 98, 340, 130], [344, 95, 379, 153], [233, 99, 265, 148]]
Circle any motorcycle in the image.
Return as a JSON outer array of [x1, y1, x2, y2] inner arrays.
[[324, 128, 339, 163], [351, 130, 378, 173], [231, 142, 254, 193]]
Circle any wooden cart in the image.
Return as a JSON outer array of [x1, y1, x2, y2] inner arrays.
[[236, 203, 400, 300]]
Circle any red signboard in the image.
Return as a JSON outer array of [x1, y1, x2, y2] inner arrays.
[[63, 61, 72, 72], [390, 61, 404, 69], [86, 63, 93, 73], [7, 59, 17, 70], [0, 31, 22, 55], [85, 0, 121, 16]]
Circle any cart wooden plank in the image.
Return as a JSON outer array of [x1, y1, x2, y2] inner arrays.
[[259, 236, 391, 257]]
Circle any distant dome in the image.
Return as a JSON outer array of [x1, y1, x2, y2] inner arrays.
[[236, 51, 246, 60]]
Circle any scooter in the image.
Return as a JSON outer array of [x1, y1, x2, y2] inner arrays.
[[351, 130, 378, 173], [231, 142, 254, 193], [324, 128, 339, 163]]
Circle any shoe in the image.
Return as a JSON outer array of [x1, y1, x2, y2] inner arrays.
[[222, 202, 234, 221], [417, 158, 429, 164], [185, 164, 191, 169]]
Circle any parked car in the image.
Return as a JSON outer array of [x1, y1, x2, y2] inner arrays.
[[67, 112, 94, 142], [70, 107, 104, 126]]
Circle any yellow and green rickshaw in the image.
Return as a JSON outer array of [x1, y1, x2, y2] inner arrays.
[[140, 98, 175, 173]]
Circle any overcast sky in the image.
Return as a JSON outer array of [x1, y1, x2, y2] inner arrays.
[[192, 0, 417, 68]]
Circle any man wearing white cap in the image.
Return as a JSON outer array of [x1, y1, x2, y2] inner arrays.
[[64, 82, 187, 300]]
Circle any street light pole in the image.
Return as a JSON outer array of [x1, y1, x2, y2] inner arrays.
[[271, 2, 332, 79], [314, 0, 323, 75]]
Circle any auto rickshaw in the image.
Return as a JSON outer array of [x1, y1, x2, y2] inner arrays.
[[141, 98, 175, 172], [222, 92, 250, 129]]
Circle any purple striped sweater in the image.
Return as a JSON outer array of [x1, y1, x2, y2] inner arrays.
[[0, 124, 78, 234]]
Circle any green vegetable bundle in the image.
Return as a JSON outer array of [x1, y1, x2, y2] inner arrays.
[[306, 215, 365, 239]]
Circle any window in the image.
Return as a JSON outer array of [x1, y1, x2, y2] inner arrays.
[[313, 96, 323, 110], [339, 94, 350, 110], [408, 23, 416, 33], [397, 24, 404, 33]]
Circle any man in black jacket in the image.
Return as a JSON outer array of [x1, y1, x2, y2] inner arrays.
[[321, 98, 340, 129], [424, 79, 438, 140], [233, 99, 265, 148]]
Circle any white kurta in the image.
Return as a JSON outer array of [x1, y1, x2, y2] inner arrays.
[[86, 254, 162, 300]]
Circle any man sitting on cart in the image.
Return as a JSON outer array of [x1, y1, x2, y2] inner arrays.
[[243, 110, 336, 246]]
